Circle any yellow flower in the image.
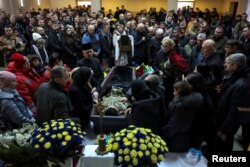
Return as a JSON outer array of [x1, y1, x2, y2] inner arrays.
[[152, 147, 158, 154], [51, 134, 56, 139], [154, 143, 160, 148], [147, 143, 153, 149], [34, 144, 40, 149], [120, 133, 125, 136], [36, 134, 41, 139], [132, 142, 137, 148], [118, 149, 123, 154], [145, 150, 150, 156], [139, 139, 145, 144], [72, 127, 77, 131], [140, 144, 147, 151], [44, 142, 51, 149], [130, 150, 137, 158], [132, 158, 138, 166], [120, 129, 126, 133], [124, 141, 131, 146], [132, 138, 137, 143], [112, 142, 119, 151], [160, 140, 166, 146], [57, 133, 62, 139], [124, 148, 130, 155], [150, 154, 158, 163], [164, 146, 169, 152], [70, 122, 75, 126], [61, 141, 67, 146], [115, 133, 121, 137], [62, 131, 69, 136], [65, 135, 72, 141], [39, 137, 44, 142], [138, 151, 143, 158], [59, 126, 64, 129], [124, 155, 130, 162], [145, 129, 151, 133], [158, 154, 164, 161], [151, 138, 155, 143], [45, 132, 50, 136], [127, 133, 134, 139], [58, 122, 64, 126], [118, 156, 123, 163], [115, 136, 121, 141], [53, 127, 58, 131], [106, 144, 112, 151]]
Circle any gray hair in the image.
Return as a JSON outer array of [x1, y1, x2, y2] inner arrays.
[[227, 53, 247, 67], [50, 65, 67, 81], [197, 33, 206, 40], [162, 36, 175, 48], [203, 39, 216, 51]]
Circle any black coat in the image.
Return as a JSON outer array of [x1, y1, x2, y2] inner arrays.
[[163, 92, 203, 152], [129, 92, 163, 134], [47, 30, 62, 55], [69, 84, 93, 130], [35, 81, 73, 126], [77, 58, 104, 88]]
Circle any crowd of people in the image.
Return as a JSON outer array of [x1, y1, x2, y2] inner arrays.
[[0, 4, 250, 157]]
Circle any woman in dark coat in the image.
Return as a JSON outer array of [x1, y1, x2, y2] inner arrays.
[[162, 81, 203, 152], [69, 67, 94, 130]]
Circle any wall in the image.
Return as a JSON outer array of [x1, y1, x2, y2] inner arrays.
[[194, 0, 225, 14], [102, 0, 167, 14], [222, 0, 248, 15], [49, 0, 76, 9], [0, 0, 50, 15]]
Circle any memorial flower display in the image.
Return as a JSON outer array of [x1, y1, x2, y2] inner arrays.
[[106, 125, 168, 167], [31, 119, 85, 166], [135, 63, 154, 77]]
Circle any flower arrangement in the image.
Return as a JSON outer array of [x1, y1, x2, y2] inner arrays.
[[0, 124, 40, 165], [160, 52, 189, 77], [31, 119, 85, 164], [135, 63, 154, 77], [106, 125, 168, 167]]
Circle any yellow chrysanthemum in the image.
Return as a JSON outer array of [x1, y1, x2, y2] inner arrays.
[[44, 142, 51, 149], [145, 129, 151, 133], [151, 138, 155, 143], [120, 129, 126, 133], [132, 138, 137, 142], [39, 137, 44, 142], [115, 133, 121, 137], [62, 131, 68, 136], [132, 158, 138, 166], [34, 144, 40, 149], [65, 135, 72, 141], [138, 151, 143, 158], [118, 149, 123, 154], [150, 154, 158, 163], [152, 147, 158, 154], [127, 133, 134, 139], [51, 134, 56, 139], [45, 132, 50, 136], [122, 137, 128, 142], [70, 122, 75, 126], [59, 126, 64, 129], [124, 155, 130, 162], [36, 134, 41, 139], [124, 141, 131, 146], [52, 127, 57, 131], [130, 150, 137, 158], [145, 150, 150, 156], [132, 142, 137, 148], [164, 146, 169, 152], [115, 136, 121, 141], [124, 148, 130, 155], [147, 143, 153, 149], [158, 154, 164, 161], [112, 142, 119, 151], [72, 127, 77, 131], [160, 140, 166, 146], [139, 144, 147, 151], [57, 133, 62, 139], [139, 139, 145, 144], [106, 144, 112, 151], [154, 143, 160, 148], [61, 141, 67, 146], [132, 129, 138, 134], [118, 156, 123, 163]]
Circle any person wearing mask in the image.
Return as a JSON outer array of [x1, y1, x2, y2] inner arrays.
[[35, 66, 73, 126], [0, 71, 35, 130]]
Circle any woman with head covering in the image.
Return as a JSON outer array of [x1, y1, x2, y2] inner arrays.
[[128, 79, 163, 134], [69, 66, 96, 130], [6, 53, 42, 116], [0, 71, 35, 131]]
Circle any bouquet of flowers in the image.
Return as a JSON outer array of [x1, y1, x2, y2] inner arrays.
[[0, 124, 41, 165], [160, 52, 189, 77], [135, 63, 154, 77], [31, 119, 85, 165], [106, 125, 168, 167]]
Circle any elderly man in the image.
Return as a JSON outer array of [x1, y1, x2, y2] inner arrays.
[[77, 43, 103, 88], [201, 39, 223, 84], [215, 53, 249, 151], [35, 65, 72, 126]]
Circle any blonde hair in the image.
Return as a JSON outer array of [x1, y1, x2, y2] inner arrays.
[[161, 37, 175, 48]]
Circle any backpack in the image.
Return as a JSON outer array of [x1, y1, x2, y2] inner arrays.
[[119, 35, 132, 52]]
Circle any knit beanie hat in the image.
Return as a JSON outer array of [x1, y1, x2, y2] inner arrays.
[[11, 53, 27, 68], [32, 32, 42, 41], [0, 71, 16, 89]]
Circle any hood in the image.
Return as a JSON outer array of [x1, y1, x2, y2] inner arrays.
[[0, 90, 15, 99]]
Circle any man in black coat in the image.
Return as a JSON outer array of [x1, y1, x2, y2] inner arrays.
[[215, 53, 249, 151], [77, 43, 104, 88], [47, 22, 62, 55], [35, 66, 73, 126]]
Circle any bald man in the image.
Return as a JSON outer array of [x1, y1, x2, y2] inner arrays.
[[134, 23, 148, 64]]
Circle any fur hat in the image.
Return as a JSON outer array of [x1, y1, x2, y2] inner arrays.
[[11, 53, 27, 68], [32, 32, 42, 41]]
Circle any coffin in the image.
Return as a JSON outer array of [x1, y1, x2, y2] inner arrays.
[[90, 66, 136, 133]]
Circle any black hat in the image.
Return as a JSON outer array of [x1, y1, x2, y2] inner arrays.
[[82, 43, 93, 50]]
